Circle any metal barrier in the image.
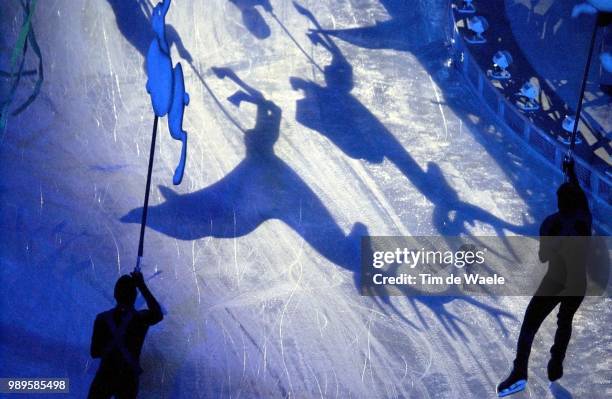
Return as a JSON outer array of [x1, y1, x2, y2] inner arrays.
[[448, 3, 611, 215]]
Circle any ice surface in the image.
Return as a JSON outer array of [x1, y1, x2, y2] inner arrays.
[[0, 1, 610, 398]]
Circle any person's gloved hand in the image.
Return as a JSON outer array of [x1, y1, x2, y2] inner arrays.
[[562, 155, 575, 176], [130, 271, 146, 289]]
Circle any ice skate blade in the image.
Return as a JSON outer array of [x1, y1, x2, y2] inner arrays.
[[497, 379, 527, 397]]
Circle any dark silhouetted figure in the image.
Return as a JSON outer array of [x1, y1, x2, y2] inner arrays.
[[88, 272, 163, 399], [497, 158, 592, 397]]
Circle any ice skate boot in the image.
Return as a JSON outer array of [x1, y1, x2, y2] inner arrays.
[[497, 370, 527, 397]]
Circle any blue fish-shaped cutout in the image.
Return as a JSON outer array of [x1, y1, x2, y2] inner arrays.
[[168, 63, 189, 185], [146, 39, 173, 116], [146, 0, 173, 116]]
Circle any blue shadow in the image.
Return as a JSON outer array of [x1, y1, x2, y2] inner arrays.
[[122, 69, 368, 276], [228, 0, 273, 40], [289, 2, 520, 339], [106, 0, 192, 64], [290, 2, 531, 238]]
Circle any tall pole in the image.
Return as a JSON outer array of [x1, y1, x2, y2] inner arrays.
[[569, 15, 600, 153], [136, 115, 159, 272]]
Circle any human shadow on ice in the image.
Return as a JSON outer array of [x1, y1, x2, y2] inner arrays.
[[307, 1, 553, 231], [363, 265, 515, 339], [121, 69, 368, 279], [227, 0, 273, 40], [290, 3, 517, 339], [290, 2, 530, 238]]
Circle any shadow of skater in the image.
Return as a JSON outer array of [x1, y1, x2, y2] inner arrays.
[[121, 69, 368, 282], [228, 0, 273, 40], [497, 158, 591, 398], [292, 2, 520, 338], [106, 0, 192, 64], [364, 262, 515, 339], [88, 271, 163, 399], [290, 2, 528, 238]]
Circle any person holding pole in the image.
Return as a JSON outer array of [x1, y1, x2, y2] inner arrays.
[[88, 272, 164, 399], [497, 157, 592, 397], [138, 0, 190, 270], [88, 1, 187, 394], [498, 3, 606, 395]]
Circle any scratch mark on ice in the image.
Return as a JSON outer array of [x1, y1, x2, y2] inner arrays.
[[100, 217, 121, 274], [361, 307, 374, 383], [39, 184, 44, 212], [233, 207, 240, 286], [279, 228, 306, 398], [191, 240, 201, 304], [101, 25, 119, 143], [428, 74, 448, 139], [307, 362, 324, 399]]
